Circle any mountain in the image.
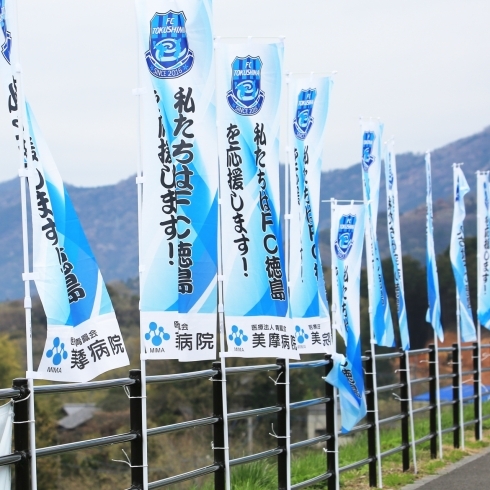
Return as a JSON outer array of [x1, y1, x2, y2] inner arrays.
[[1, 126, 489, 301]]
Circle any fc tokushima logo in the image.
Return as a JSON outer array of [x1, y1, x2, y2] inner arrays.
[[226, 56, 265, 116], [484, 181, 489, 211], [334, 214, 357, 260], [145, 11, 194, 79], [293, 88, 316, 140], [362, 131, 376, 172], [0, 2, 12, 64], [387, 160, 394, 191]]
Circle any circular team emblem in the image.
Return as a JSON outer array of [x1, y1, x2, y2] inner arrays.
[[226, 56, 265, 116], [145, 11, 194, 79]]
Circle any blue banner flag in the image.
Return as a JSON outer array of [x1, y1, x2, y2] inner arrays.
[[288, 75, 333, 355], [385, 141, 410, 350], [0, 0, 128, 382], [477, 171, 490, 329], [136, 0, 219, 361], [328, 202, 366, 431], [360, 120, 395, 347], [216, 39, 298, 359], [425, 153, 444, 341], [450, 165, 476, 342]]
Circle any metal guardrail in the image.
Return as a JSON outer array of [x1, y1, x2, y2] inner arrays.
[[0, 341, 488, 489]]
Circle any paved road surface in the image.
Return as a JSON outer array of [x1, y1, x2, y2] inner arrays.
[[401, 448, 490, 490]]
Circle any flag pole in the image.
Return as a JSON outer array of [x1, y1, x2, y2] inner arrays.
[[13, 0, 38, 483], [134, 8, 149, 486], [284, 73, 293, 490], [404, 353, 418, 472], [433, 332, 444, 458], [217, 180, 231, 490], [456, 293, 465, 450], [476, 172, 484, 441], [330, 199, 340, 490]]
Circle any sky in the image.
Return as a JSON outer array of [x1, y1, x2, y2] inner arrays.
[[1, 0, 489, 187]]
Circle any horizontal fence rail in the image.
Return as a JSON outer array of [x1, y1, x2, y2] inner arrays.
[[0, 341, 488, 489]]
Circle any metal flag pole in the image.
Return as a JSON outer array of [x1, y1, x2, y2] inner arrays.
[[405, 353, 418, 473], [133, 6, 149, 485], [329, 199, 340, 490], [216, 175, 232, 490], [433, 332, 444, 458], [134, 30, 149, 490], [456, 294, 465, 450], [13, 1, 38, 484], [476, 172, 484, 441], [284, 73, 293, 490], [365, 205, 383, 488]]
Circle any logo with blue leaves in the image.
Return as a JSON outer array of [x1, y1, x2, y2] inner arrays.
[[455, 176, 460, 202], [46, 337, 68, 366], [361, 131, 376, 172], [387, 160, 394, 191], [0, 2, 12, 64], [293, 88, 316, 140], [228, 325, 248, 346], [226, 56, 265, 116], [334, 214, 357, 260], [294, 325, 309, 344], [145, 322, 171, 346], [145, 11, 194, 79]]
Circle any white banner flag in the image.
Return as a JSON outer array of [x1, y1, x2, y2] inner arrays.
[[136, 0, 219, 361], [216, 39, 298, 359], [0, 402, 12, 490], [450, 165, 476, 342], [385, 141, 409, 350], [287, 75, 333, 354], [477, 171, 490, 329], [329, 202, 367, 431], [1, 1, 129, 381], [360, 119, 395, 347]]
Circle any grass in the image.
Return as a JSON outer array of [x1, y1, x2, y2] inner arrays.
[[192, 401, 490, 489]]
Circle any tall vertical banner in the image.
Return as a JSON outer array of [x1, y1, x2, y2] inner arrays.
[[425, 153, 444, 341], [136, 0, 218, 361], [216, 40, 298, 359], [450, 165, 476, 342], [328, 202, 366, 431], [287, 75, 333, 354], [0, 2, 129, 382], [360, 119, 395, 347], [384, 141, 410, 350], [477, 171, 490, 329]]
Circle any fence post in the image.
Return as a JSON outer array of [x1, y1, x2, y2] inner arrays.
[[324, 354, 336, 490], [365, 350, 377, 488], [12, 378, 30, 490], [276, 359, 287, 490], [473, 342, 481, 441], [452, 343, 460, 449], [212, 362, 226, 490], [428, 344, 437, 459], [398, 348, 410, 471], [129, 369, 144, 489]]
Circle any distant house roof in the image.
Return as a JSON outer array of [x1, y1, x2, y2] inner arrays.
[[58, 403, 98, 430]]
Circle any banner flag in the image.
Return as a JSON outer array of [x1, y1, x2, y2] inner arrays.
[[0, 1, 129, 382], [360, 119, 394, 347], [287, 75, 333, 355], [0, 402, 12, 490], [135, 0, 219, 361], [384, 141, 410, 350], [216, 39, 298, 359], [450, 165, 476, 342], [477, 171, 490, 329], [328, 202, 366, 431], [26, 106, 130, 381], [425, 153, 444, 341]]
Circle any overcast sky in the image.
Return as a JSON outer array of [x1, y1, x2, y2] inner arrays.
[[1, 0, 489, 187]]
